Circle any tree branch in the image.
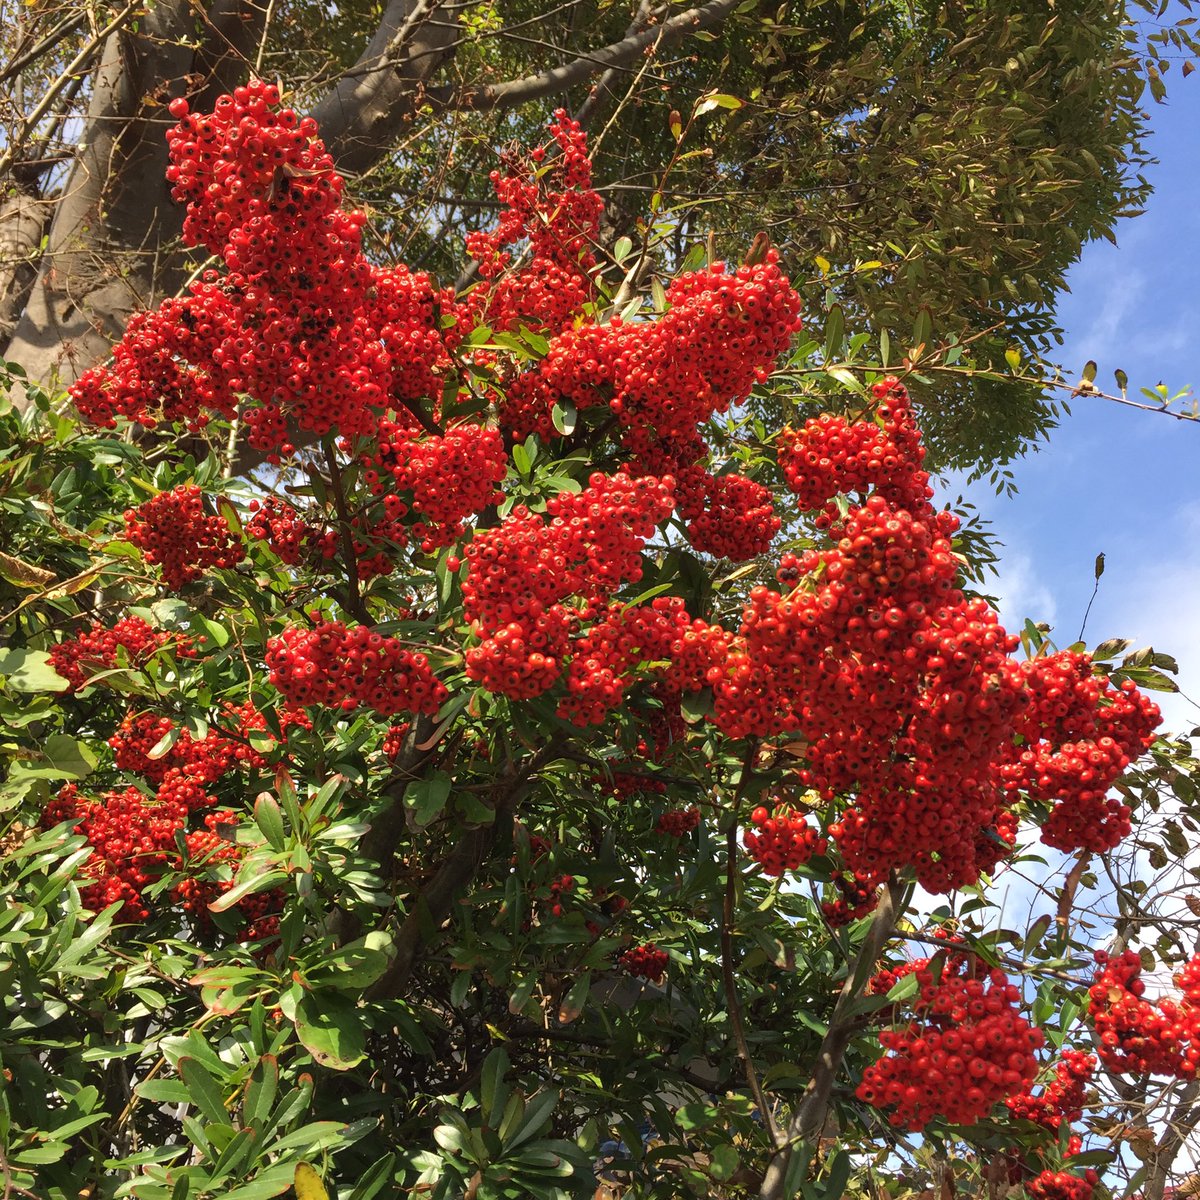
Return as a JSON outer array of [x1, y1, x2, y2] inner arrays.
[[720, 744, 782, 1145], [758, 873, 905, 1200], [440, 0, 739, 113], [368, 739, 563, 1000], [323, 440, 371, 625]]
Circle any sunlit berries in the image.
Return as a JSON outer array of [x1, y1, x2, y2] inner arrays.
[[125, 485, 244, 590]]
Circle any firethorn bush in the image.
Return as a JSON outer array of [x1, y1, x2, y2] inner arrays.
[[1, 81, 1199, 1200]]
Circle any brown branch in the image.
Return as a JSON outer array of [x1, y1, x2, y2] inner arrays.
[[440, 0, 739, 113], [367, 738, 563, 1000], [719, 743, 781, 1145], [323, 440, 371, 625], [1144, 1081, 1200, 1200], [758, 873, 906, 1200], [0, 1, 140, 179], [0, 9, 88, 84]]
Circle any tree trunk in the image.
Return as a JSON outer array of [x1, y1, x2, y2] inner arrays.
[[2, 0, 264, 391]]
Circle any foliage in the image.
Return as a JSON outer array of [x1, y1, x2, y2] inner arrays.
[[4, 0, 1200, 473], [1, 89, 1199, 1200]]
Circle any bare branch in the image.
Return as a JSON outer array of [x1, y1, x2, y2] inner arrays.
[[758, 874, 906, 1200], [441, 0, 739, 113]]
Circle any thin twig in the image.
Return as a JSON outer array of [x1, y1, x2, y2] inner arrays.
[[0, 1, 140, 178], [323, 440, 370, 625]]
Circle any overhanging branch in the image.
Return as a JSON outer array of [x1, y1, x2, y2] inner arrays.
[[440, 0, 739, 113]]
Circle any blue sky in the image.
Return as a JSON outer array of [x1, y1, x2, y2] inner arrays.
[[950, 75, 1200, 739]]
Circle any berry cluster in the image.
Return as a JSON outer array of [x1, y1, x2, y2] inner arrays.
[[108, 711, 234, 785], [364, 422, 506, 552], [743, 803, 826, 875], [822, 870, 884, 927], [857, 958, 1044, 1130], [685, 473, 780, 562], [42, 784, 188, 922], [656, 807, 701, 837], [464, 111, 602, 335], [43, 692, 301, 934], [705, 378, 1161, 892], [546, 873, 576, 918], [266, 620, 446, 716], [50, 617, 195, 691], [1087, 950, 1200, 1077], [462, 473, 679, 705], [557, 595, 728, 727], [619, 943, 670, 984], [125, 485, 244, 590], [1006, 1049, 1096, 1132], [1001, 651, 1160, 853], [245, 497, 339, 568], [1026, 1170, 1099, 1200]]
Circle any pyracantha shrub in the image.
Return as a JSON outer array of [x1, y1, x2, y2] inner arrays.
[[22, 79, 1180, 1200]]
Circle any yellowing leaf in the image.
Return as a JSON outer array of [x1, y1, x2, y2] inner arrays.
[[294, 1162, 329, 1200], [0, 552, 54, 589]]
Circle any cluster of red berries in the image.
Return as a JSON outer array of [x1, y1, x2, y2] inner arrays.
[[1087, 950, 1200, 1077], [702, 378, 1161, 891], [1026, 1170, 1100, 1200], [364, 422, 507, 552], [857, 958, 1044, 1130], [619, 943, 670, 984], [1001, 650, 1160, 853], [49, 616, 195, 691], [382, 722, 412, 760], [108, 711, 234, 785], [822, 870, 884, 926], [546, 873, 576, 918], [1006, 1049, 1096, 1131], [125, 485, 244, 590], [557, 595, 728, 727], [778, 400, 931, 521], [43, 784, 188, 922], [461, 473, 679, 706], [265, 620, 447, 716], [685, 473, 780, 562], [464, 112, 601, 335], [656, 807, 701, 837], [43, 690, 301, 933], [743, 803, 826, 876], [171, 813, 282, 940], [245, 497, 339, 567]]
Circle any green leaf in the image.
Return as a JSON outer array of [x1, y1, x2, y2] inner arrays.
[[825, 365, 863, 393], [710, 1144, 739, 1182], [481, 1047, 511, 1125], [179, 1056, 231, 1127], [209, 868, 288, 913], [404, 771, 452, 827], [824, 304, 845, 362], [0, 648, 69, 693], [293, 991, 367, 1070], [551, 400, 578, 436], [13, 734, 98, 781], [254, 793, 287, 852]]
